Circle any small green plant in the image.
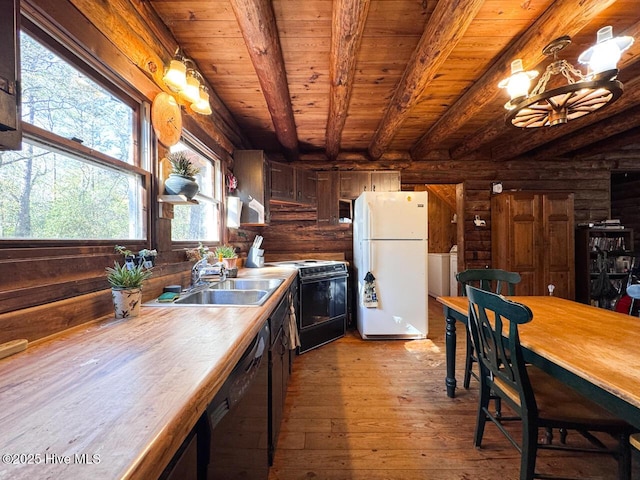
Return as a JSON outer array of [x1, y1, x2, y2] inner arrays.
[[114, 245, 134, 257], [214, 245, 237, 259], [138, 248, 158, 258], [106, 262, 153, 289], [167, 151, 200, 177]]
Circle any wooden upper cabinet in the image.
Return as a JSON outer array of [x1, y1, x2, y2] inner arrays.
[[296, 168, 317, 205], [339, 171, 400, 199], [317, 171, 339, 226], [339, 171, 370, 199], [491, 191, 575, 299], [270, 162, 295, 203], [370, 171, 400, 193], [0, 0, 21, 150], [233, 150, 270, 225], [269, 162, 317, 205]]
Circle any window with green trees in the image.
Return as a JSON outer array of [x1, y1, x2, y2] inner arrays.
[[0, 28, 146, 240], [170, 138, 222, 242]]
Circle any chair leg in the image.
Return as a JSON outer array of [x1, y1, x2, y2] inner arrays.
[[617, 433, 631, 480], [474, 380, 491, 447], [520, 421, 538, 480], [463, 331, 474, 389]]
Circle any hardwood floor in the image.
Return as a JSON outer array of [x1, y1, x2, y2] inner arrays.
[[269, 296, 627, 480]]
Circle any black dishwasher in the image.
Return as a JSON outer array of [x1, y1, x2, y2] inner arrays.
[[206, 322, 270, 480]]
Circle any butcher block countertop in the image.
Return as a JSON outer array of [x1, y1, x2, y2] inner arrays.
[[0, 266, 298, 480]]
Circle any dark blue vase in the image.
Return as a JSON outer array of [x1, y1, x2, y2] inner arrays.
[[164, 174, 199, 200]]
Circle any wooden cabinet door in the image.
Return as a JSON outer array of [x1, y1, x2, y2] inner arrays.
[[296, 168, 317, 205], [270, 162, 295, 202], [371, 171, 400, 192], [317, 171, 339, 226], [504, 193, 541, 296], [339, 171, 370, 199], [0, 0, 21, 149], [492, 192, 574, 299], [541, 193, 575, 299]]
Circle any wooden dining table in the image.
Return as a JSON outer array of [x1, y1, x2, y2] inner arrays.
[[437, 295, 640, 429]]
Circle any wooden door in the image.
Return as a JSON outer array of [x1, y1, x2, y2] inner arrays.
[[541, 193, 575, 299], [270, 162, 295, 202], [504, 193, 541, 296]]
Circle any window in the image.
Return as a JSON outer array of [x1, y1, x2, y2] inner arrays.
[[170, 137, 222, 243], [0, 27, 147, 240]]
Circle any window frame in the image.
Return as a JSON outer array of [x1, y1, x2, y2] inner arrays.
[[170, 130, 224, 247], [0, 13, 152, 249]]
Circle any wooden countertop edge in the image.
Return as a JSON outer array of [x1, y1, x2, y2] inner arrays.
[[128, 267, 298, 480], [0, 266, 299, 480]]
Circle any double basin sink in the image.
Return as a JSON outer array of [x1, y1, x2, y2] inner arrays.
[[144, 278, 284, 307]]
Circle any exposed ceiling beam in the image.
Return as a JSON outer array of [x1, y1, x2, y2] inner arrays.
[[410, 0, 618, 160], [491, 73, 640, 161], [530, 106, 640, 159], [367, 0, 485, 160], [573, 129, 640, 159], [325, 0, 371, 160], [451, 19, 640, 160], [229, 0, 299, 160]]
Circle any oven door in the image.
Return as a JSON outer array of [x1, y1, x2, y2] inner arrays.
[[299, 276, 347, 329]]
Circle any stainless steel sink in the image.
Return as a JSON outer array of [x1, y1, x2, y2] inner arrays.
[[210, 278, 283, 291], [175, 288, 269, 306], [143, 277, 286, 307]]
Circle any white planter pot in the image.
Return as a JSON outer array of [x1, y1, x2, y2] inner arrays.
[[111, 288, 142, 319]]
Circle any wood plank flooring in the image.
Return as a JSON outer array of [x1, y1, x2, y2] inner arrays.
[[269, 296, 628, 480]]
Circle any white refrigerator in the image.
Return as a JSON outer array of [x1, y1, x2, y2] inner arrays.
[[353, 191, 428, 339]]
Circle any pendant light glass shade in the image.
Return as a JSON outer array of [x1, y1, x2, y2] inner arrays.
[[180, 71, 201, 104], [578, 26, 634, 76], [191, 86, 212, 115], [163, 59, 187, 91]]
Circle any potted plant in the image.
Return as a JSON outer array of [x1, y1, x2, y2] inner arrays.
[[214, 244, 238, 270], [138, 248, 158, 268], [106, 261, 152, 319], [164, 151, 201, 200]]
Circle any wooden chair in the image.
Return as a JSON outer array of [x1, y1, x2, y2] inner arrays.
[[466, 285, 633, 480], [456, 268, 521, 389]]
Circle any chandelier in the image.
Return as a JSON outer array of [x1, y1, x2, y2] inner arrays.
[[499, 26, 633, 128]]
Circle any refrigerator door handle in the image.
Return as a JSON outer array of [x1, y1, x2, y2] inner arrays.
[[368, 241, 373, 272]]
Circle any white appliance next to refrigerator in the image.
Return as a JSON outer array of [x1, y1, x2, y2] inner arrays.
[[353, 191, 428, 339]]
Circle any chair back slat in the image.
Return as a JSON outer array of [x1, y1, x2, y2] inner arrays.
[[457, 269, 521, 296], [466, 285, 536, 417]]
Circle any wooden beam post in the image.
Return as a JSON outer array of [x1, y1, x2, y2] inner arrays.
[[229, 0, 299, 160], [325, 0, 371, 160], [410, 0, 618, 160], [367, 0, 485, 160]]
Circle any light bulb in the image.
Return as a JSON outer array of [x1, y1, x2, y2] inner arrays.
[[498, 59, 538, 109]]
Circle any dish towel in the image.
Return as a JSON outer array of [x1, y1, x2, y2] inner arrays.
[[284, 291, 301, 349], [363, 271, 378, 308]]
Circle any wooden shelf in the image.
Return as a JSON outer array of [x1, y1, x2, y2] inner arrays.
[[158, 195, 199, 205]]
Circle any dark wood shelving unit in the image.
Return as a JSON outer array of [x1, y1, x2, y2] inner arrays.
[[575, 226, 635, 306]]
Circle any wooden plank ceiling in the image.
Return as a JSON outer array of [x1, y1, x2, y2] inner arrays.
[[149, 0, 640, 163]]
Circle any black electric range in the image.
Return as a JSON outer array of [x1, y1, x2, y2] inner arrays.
[[270, 260, 348, 353]]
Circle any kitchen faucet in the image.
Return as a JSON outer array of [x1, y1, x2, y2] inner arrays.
[[191, 257, 226, 290]]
